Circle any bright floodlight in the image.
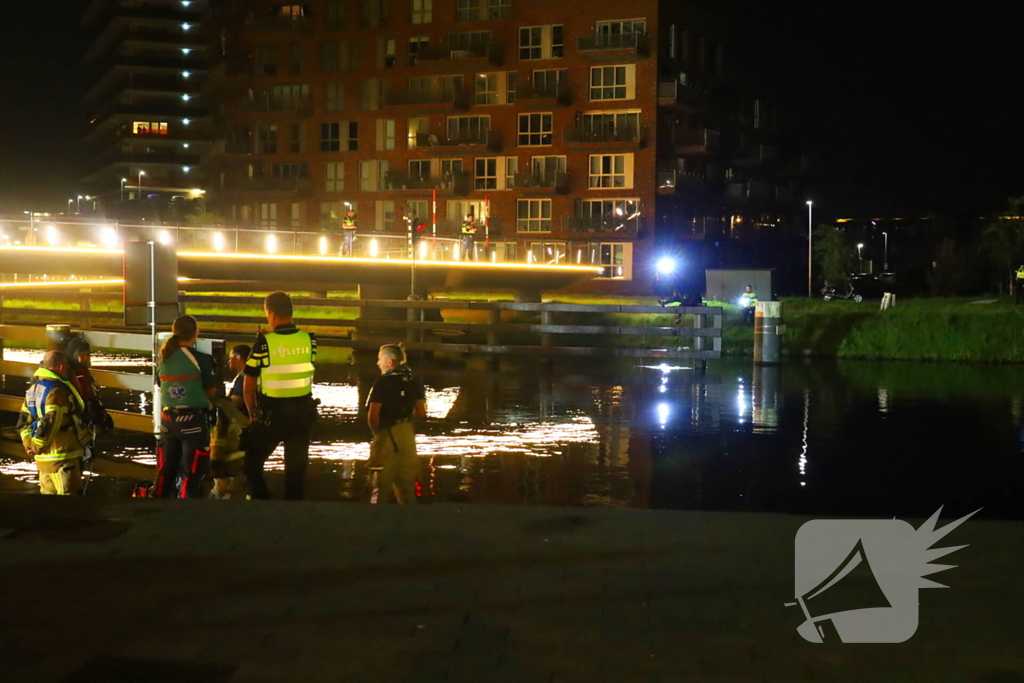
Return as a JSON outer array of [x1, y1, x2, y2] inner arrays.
[[318, 235, 328, 255], [213, 232, 225, 252], [656, 257, 677, 276], [158, 230, 171, 245], [100, 226, 118, 249], [369, 238, 379, 258], [266, 234, 277, 254], [45, 225, 58, 246]]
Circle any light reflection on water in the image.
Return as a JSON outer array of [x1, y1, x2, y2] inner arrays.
[[1, 355, 1022, 516]]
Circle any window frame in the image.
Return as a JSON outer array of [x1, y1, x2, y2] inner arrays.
[[516, 198, 552, 233], [517, 112, 553, 146]]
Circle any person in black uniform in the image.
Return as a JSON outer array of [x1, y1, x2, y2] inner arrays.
[[242, 292, 318, 501], [366, 344, 427, 504]]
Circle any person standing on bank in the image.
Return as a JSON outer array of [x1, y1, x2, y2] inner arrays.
[[1015, 264, 1024, 304], [18, 351, 92, 495], [243, 292, 318, 501], [341, 209, 358, 257], [210, 344, 251, 499], [367, 344, 426, 504], [155, 315, 217, 498], [460, 214, 477, 261], [65, 337, 114, 462]]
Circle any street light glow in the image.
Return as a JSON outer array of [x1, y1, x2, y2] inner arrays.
[[656, 257, 677, 276], [158, 230, 172, 245], [45, 225, 58, 246], [266, 234, 278, 254], [213, 232, 225, 251], [100, 226, 118, 249], [318, 236, 328, 255]]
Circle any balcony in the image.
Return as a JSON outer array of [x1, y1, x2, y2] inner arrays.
[[513, 171, 569, 194], [657, 80, 708, 112], [241, 15, 312, 36], [225, 176, 313, 195], [415, 129, 502, 152], [656, 169, 706, 193], [726, 181, 771, 202], [383, 87, 469, 112], [576, 33, 649, 61], [204, 139, 253, 160], [417, 42, 502, 68], [358, 15, 389, 29], [562, 123, 646, 148], [670, 128, 720, 155], [515, 81, 571, 108], [562, 215, 640, 237], [436, 217, 503, 235], [235, 96, 313, 118], [734, 144, 778, 166], [383, 171, 470, 195]]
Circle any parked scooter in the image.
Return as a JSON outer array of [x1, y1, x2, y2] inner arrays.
[[821, 283, 863, 303]]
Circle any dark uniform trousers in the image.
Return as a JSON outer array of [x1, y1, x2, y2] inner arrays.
[[157, 409, 210, 499], [244, 396, 315, 500]]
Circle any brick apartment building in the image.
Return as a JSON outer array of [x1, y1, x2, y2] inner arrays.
[[81, 0, 212, 213], [82, 0, 799, 291]]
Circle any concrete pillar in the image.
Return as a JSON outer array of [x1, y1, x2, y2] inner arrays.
[[45, 324, 72, 353], [540, 307, 553, 348], [753, 301, 781, 365], [487, 306, 500, 347]]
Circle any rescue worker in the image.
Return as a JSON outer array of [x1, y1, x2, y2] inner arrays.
[[341, 209, 357, 257], [155, 315, 217, 498], [1015, 264, 1024, 304], [366, 344, 427, 504], [740, 285, 758, 324], [210, 344, 251, 499], [243, 292, 319, 501], [460, 213, 477, 261], [18, 350, 92, 495], [65, 337, 114, 463]]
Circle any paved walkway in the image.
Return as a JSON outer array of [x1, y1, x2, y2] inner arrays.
[[0, 497, 1020, 682]]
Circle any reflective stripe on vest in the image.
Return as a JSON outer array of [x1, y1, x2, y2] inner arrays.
[[261, 330, 314, 398]]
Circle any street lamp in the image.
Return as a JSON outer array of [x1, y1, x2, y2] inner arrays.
[[138, 170, 146, 197], [857, 243, 865, 273], [882, 232, 889, 270], [806, 200, 814, 297], [121, 177, 128, 201], [77, 195, 83, 213], [67, 198, 73, 214]]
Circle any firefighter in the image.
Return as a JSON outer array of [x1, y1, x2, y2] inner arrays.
[[155, 315, 218, 498], [243, 292, 319, 501], [18, 350, 93, 495], [341, 209, 357, 257], [460, 213, 477, 261]]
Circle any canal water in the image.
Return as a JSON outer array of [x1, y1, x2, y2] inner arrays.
[[1, 350, 1020, 519]]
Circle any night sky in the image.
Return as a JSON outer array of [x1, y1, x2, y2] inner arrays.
[[0, 1, 1021, 219]]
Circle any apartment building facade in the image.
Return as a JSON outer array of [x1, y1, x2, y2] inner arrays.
[[200, 0, 796, 290], [81, 0, 212, 212]]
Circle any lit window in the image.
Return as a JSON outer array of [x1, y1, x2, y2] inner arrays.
[[517, 199, 552, 232], [588, 154, 631, 188]]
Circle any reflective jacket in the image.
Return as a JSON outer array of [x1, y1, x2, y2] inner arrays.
[[740, 291, 759, 308], [261, 330, 315, 398], [342, 215, 357, 230], [1016, 268, 1024, 281], [18, 368, 90, 463], [461, 221, 477, 235], [212, 396, 250, 463]]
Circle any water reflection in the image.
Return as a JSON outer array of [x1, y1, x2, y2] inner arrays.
[[1, 353, 1022, 517]]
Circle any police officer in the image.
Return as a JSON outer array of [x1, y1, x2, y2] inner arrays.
[[341, 209, 357, 257], [366, 344, 426, 504], [243, 292, 318, 501], [18, 350, 92, 495], [740, 285, 758, 324], [460, 213, 477, 261], [155, 315, 217, 498], [1015, 265, 1024, 304]]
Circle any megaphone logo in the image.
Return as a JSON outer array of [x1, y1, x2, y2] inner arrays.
[[787, 507, 978, 643]]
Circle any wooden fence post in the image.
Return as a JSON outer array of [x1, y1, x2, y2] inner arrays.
[[80, 294, 92, 331]]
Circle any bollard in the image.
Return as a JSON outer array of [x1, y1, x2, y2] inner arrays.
[[45, 324, 72, 353], [753, 301, 782, 365]]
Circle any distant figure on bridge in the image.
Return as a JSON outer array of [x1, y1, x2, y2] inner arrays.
[[155, 315, 217, 498], [210, 344, 251, 499], [341, 209, 358, 257], [740, 285, 758, 324], [65, 338, 114, 462], [461, 214, 477, 261], [366, 344, 426, 504], [1016, 264, 1024, 304], [18, 350, 93, 495], [243, 292, 319, 501]]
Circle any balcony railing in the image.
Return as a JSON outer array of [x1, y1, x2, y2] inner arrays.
[[383, 171, 470, 195], [515, 81, 571, 106], [562, 216, 640, 236], [205, 140, 252, 158], [563, 124, 645, 146], [357, 15, 389, 29], [513, 171, 569, 193], [237, 96, 313, 116], [417, 42, 502, 66], [384, 87, 469, 109], [225, 177, 313, 194], [576, 32, 649, 56], [415, 129, 501, 151], [735, 144, 778, 165], [656, 169, 706, 191], [656, 80, 708, 110], [726, 181, 771, 201], [241, 15, 312, 33], [671, 128, 720, 152]]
